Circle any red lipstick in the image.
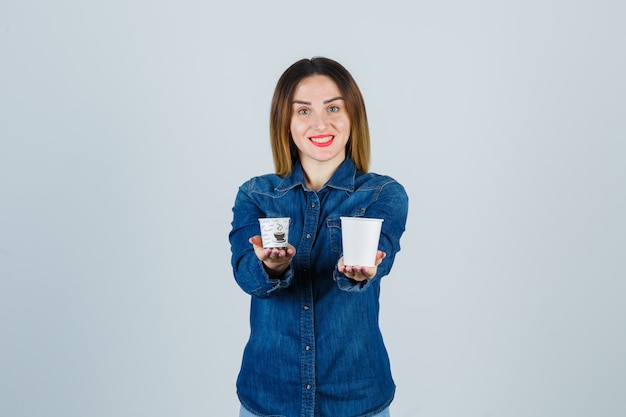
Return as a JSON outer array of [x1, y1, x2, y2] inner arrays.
[[309, 134, 335, 147]]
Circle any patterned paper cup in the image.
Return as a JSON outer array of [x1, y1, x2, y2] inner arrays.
[[258, 217, 290, 248]]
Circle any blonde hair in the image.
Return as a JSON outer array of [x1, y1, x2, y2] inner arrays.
[[269, 57, 370, 176]]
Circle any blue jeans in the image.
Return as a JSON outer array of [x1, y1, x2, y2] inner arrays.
[[239, 405, 391, 417]]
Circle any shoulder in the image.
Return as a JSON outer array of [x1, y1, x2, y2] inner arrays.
[[238, 173, 284, 195], [355, 171, 407, 193], [354, 172, 409, 222], [354, 172, 409, 209]]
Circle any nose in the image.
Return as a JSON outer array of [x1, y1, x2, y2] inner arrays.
[[311, 111, 328, 130]]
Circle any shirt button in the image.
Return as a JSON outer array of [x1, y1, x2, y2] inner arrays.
[[311, 203, 316, 208], [306, 234, 311, 239], [306, 384, 312, 390], [305, 345, 311, 351], [303, 305, 309, 310]]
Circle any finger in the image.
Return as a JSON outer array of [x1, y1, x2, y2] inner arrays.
[[350, 270, 368, 281], [343, 265, 366, 273], [285, 244, 296, 257], [249, 235, 264, 248], [348, 265, 376, 280], [337, 257, 345, 273], [374, 251, 386, 266]]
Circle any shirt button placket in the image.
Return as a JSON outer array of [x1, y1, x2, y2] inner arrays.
[[300, 191, 319, 417], [302, 300, 315, 410]]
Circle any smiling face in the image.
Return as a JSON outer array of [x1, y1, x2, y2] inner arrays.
[[290, 75, 351, 171]]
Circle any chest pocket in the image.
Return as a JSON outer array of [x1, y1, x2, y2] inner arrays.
[[327, 207, 367, 254], [327, 217, 342, 254]]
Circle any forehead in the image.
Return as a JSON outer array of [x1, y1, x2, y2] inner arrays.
[[292, 75, 341, 100]]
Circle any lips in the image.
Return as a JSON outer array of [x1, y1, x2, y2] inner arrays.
[[309, 135, 334, 147]]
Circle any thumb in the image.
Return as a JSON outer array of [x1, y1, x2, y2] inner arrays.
[[249, 235, 264, 247]]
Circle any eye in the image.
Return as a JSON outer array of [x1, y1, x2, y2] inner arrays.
[[328, 105, 340, 113], [298, 108, 310, 115]]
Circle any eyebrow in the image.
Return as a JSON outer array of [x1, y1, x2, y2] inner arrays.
[[292, 96, 345, 105]]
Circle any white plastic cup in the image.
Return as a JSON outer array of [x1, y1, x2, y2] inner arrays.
[[258, 217, 290, 248], [340, 217, 384, 266]]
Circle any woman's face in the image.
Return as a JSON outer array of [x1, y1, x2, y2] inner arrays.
[[289, 75, 351, 169]]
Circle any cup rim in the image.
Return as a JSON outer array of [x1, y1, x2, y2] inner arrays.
[[340, 216, 384, 223]]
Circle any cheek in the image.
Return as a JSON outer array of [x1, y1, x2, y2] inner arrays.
[[340, 118, 351, 135], [290, 120, 306, 137], [337, 115, 351, 129]]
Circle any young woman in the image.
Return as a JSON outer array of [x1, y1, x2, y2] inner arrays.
[[229, 57, 409, 417]]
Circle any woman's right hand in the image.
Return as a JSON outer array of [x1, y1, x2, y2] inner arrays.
[[249, 236, 296, 277]]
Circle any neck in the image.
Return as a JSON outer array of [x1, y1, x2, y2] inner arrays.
[[301, 157, 344, 191]]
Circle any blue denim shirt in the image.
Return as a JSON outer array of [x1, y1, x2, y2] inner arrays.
[[229, 158, 408, 417]]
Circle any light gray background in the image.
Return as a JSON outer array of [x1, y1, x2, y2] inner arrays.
[[1, 1, 625, 416]]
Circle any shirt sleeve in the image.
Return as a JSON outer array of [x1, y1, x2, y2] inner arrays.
[[229, 181, 295, 298], [333, 179, 409, 292]]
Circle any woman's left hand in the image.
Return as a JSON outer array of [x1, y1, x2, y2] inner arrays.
[[337, 251, 386, 282]]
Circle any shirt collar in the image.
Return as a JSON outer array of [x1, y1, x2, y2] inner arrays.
[[276, 158, 357, 192]]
